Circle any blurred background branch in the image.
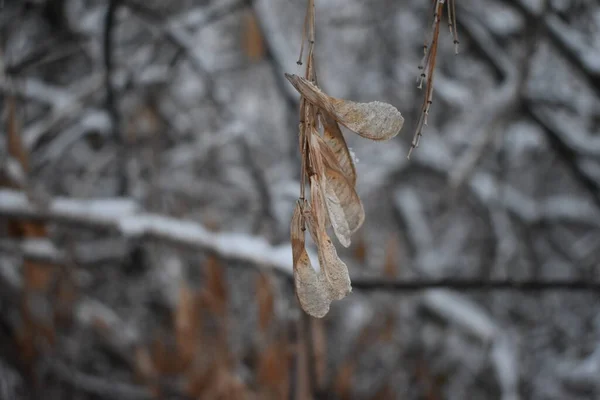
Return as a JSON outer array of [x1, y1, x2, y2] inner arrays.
[[2, 0, 600, 399]]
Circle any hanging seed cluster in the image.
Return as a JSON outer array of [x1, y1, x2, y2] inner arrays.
[[287, 0, 405, 318]]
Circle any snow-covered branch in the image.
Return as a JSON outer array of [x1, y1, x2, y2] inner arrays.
[[0, 188, 295, 275]]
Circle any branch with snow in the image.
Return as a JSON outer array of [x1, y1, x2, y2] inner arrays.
[[460, 1, 600, 208], [447, 11, 524, 192], [0, 188, 295, 275], [3, 188, 600, 293]]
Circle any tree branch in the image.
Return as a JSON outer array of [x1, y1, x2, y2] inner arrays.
[[505, 0, 600, 96], [457, 5, 600, 209], [352, 278, 600, 292], [104, 0, 128, 195], [0, 188, 295, 275], [2, 188, 600, 292]]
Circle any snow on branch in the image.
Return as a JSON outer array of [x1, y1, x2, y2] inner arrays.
[[0, 188, 295, 275], [3, 189, 600, 292]]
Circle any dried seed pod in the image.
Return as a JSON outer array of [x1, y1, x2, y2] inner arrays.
[[291, 202, 331, 318], [313, 135, 364, 233], [323, 167, 364, 245], [318, 234, 352, 300], [321, 179, 352, 248], [294, 253, 331, 318], [310, 178, 352, 300], [310, 134, 364, 247], [285, 74, 404, 141], [320, 111, 356, 186]]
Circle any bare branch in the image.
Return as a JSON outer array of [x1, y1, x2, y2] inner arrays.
[[352, 278, 600, 292], [22, 73, 104, 149], [103, 0, 128, 195]]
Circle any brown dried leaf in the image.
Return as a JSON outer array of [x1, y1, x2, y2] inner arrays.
[[256, 271, 275, 334], [353, 233, 367, 264], [23, 261, 54, 291], [3, 96, 47, 240], [383, 235, 399, 278], [220, 374, 249, 400], [134, 346, 157, 381], [20, 260, 57, 364], [294, 317, 311, 400], [242, 10, 265, 62], [334, 361, 355, 400], [187, 350, 248, 400], [320, 111, 356, 186], [291, 202, 331, 318], [311, 318, 327, 391], [370, 382, 396, 400], [285, 74, 404, 141], [205, 255, 227, 316], [256, 338, 291, 399], [186, 360, 217, 398], [134, 346, 161, 398], [151, 335, 187, 376], [175, 284, 199, 369]]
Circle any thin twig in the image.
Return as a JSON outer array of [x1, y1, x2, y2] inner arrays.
[[103, 0, 127, 195], [409, 0, 445, 159], [351, 278, 600, 292]]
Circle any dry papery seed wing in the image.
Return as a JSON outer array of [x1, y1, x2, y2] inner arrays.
[[320, 111, 356, 186], [285, 74, 404, 141], [324, 167, 364, 245], [291, 202, 331, 318], [310, 177, 352, 301], [312, 133, 364, 238], [308, 133, 364, 248]]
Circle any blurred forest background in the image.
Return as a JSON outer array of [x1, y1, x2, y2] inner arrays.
[[1, 0, 600, 399]]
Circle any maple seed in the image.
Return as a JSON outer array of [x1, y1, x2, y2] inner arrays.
[[310, 178, 352, 300], [285, 74, 404, 141], [291, 203, 331, 318], [308, 133, 364, 246], [320, 111, 357, 186]]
